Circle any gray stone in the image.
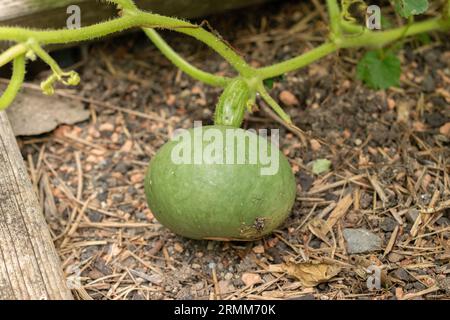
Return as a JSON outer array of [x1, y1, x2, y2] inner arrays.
[[343, 228, 382, 254], [224, 272, 233, 281], [406, 209, 419, 223], [309, 238, 322, 249], [436, 217, 450, 227], [6, 91, 89, 136], [380, 217, 397, 232], [218, 280, 235, 294], [387, 252, 404, 263], [391, 268, 412, 282], [422, 74, 435, 93], [437, 277, 450, 294], [413, 281, 426, 291]]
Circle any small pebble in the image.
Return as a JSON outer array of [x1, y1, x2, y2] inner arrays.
[[391, 268, 412, 282], [279, 90, 299, 107], [135, 211, 147, 220], [436, 217, 450, 227], [218, 280, 235, 294], [99, 122, 115, 132], [439, 122, 450, 137], [174, 242, 184, 253], [207, 241, 215, 251], [343, 228, 382, 254], [241, 273, 262, 286], [97, 190, 108, 202], [388, 252, 404, 263], [406, 209, 419, 223], [88, 210, 103, 222], [112, 193, 124, 203], [130, 173, 144, 184], [413, 281, 426, 291], [309, 239, 322, 249], [380, 217, 397, 232], [224, 272, 233, 281], [310, 139, 321, 151], [252, 245, 265, 254]]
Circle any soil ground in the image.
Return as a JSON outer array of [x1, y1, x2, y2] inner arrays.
[[17, 0, 450, 299]]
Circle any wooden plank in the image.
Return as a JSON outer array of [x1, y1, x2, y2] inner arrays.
[[0, 111, 73, 300]]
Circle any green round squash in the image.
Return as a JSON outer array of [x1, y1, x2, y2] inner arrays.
[[144, 125, 296, 240]]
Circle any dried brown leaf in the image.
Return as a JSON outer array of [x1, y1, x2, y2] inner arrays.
[[284, 262, 341, 287], [326, 193, 353, 229], [308, 218, 331, 245]]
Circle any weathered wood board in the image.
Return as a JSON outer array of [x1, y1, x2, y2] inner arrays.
[[0, 111, 73, 300]]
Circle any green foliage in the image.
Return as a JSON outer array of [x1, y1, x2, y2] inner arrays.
[[312, 159, 332, 175], [263, 75, 285, 90], [394, 0, 429, 18], [357, 50, 401, 90], [381, 15, 394, 29], [416, 32, 432, 45]]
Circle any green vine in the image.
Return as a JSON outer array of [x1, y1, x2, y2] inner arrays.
[[0, 54, 26, 110], [143, 29, 230, 87], [0, 0, 449, 120]]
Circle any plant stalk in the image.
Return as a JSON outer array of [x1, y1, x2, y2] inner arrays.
[[0, 55, 26, 110], [144, 29, 230, 87]]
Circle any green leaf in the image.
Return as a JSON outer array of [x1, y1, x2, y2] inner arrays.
[[394, 0, 429, 18], [263, 74, 284, 90], [312, 159, 331, 175], [380, 15, 393, 29], [415, 32, 431, 45], [356, 51, 401, 90]]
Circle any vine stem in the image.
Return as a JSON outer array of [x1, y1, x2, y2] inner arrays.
[[0, 43, 28, 68], [27, 40, 63, 75], [0, 12, 254, 77], [0, 55, 26, 110], [257, 42, 337, 80], [143, 29, 230, 87], [340, 17, 449, 48], [447, 0, 450, 18], [257, 16, 450, 80], [114, 0, 230, 87], [257, 82, 291, 124], [340, 20, 365, 34], [326, 0, 342, 37]]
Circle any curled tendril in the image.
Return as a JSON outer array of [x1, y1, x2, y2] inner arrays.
[[24, 39, 80, 95], [41, 74, 58, 96], [341, 0, 367, 24], [40, 71, 80, 96], [62, 71, 81, 86]]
